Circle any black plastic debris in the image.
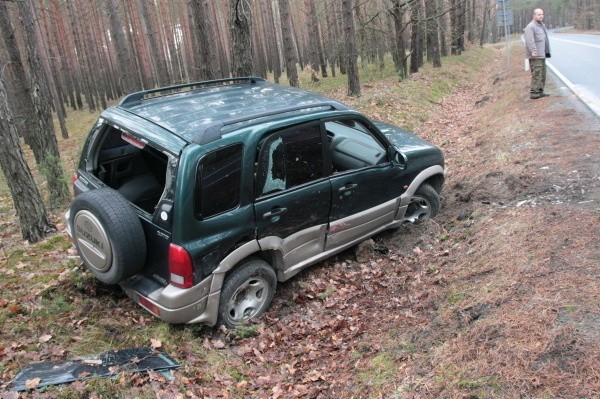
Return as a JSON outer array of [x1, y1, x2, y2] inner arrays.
[[11, 347, 179, 392]]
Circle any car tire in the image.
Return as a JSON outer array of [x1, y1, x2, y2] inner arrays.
[[70, 188, 146, 284], [404, 183, 440, 224], [217, 259, 277, 329]]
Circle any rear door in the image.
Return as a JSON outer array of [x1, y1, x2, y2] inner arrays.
[[254, 123, 331, 269]]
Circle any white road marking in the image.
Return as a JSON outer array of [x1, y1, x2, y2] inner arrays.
[[547, 61, 600, 119], [550, 37, 600, 50]]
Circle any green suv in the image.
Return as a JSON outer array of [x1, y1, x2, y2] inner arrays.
[[66, 77, 445, 328]]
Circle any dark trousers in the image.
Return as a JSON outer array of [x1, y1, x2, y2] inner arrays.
[[529, 58, 547, 94]]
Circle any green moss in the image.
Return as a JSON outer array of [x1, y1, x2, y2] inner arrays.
[[448, 291, 467, 305], [230, 324, 259, 339], [358, 353, 397, 387]]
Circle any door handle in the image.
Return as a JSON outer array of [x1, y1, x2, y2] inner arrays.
[[338, 183, 358, 192], [263, 207, 288, 219]]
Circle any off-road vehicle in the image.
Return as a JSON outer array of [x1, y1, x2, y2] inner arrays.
[[66, 77, 445, 328]]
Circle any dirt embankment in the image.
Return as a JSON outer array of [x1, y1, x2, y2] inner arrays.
[[388, 45, 600, 397], [229, 46, 600, 398]]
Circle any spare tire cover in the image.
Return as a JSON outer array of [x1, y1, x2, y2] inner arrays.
[[70, 188, 146, 284]]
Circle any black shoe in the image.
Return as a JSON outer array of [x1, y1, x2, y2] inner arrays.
[[530, 94, 541, 99], [539, 93, 550, 97]]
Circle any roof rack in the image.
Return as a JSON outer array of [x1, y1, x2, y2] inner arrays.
[[192, 101, 346, 145], [119, 77, 267, 106]]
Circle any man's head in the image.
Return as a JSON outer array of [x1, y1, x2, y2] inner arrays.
[[533, 8, 544, 23]]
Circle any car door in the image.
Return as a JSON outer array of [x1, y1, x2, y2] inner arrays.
[[254, 122, 331, 270], [325, 118, 405, 250]]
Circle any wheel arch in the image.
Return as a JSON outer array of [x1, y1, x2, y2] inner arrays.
[[400, 165, 445, 206], [201, 243, 279, 328], [424, 173, 445, 194]]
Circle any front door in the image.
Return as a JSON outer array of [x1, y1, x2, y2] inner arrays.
[[325, 118, 403, 250]]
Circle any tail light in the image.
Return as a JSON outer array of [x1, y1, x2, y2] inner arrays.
[[169, 244, 194, 288]]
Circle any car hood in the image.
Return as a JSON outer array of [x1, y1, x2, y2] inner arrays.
[[373, 121, 444, 168], [372, 121, 434, 151]]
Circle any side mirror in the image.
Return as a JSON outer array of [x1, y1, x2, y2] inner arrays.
[[388, 146, 407, 169]]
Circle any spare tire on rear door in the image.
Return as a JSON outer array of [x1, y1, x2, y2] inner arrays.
[[70, 188, 146, 284]]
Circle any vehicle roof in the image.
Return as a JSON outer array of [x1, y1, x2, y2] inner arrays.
[[116, 78, 350, 145]]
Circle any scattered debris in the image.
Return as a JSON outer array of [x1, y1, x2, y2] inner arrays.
[[11, 348, 179, 392]]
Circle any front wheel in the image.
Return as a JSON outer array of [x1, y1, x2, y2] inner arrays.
[[404, 183, 440, 224], [217, 259, 277, 329]]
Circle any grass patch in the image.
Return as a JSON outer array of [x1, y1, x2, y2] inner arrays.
[[358, 353, 397, 388], [317, 285, 335, 300], [229, 324, 259, 339], [448, 291, 467, 305]]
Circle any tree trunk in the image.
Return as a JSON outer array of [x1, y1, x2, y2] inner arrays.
[[86, 2, 110, 107], [211, 1, 231, 78], [410, 1, 423, 73], [391, 0, 409, 80], [480, 0, 488, 47], [94, 3, 121, 99], [342, 0, 360, 96], [439, 0, 448, 56], [324, 0, 337, 77], [425, 0, 442, 68], [0, 1, 38, 151], [458, 0, 466, 52], [264, 0, 282, 82], [0, 77, 54, 243], [308, 0, 327, 80], [16, 0, 70, 207], [139, 0, 170, 86], [66, 0, 96, 111], [107, 0, 138, 92], [37, 1, 69, 138], [231, 0, 253, 77], [49, 0, 78, 110], [123, 0, 155, 88], [160, 0, 181, 83], [191, 0, 220, 80], [354, 1, 367, 70], [181, 2, 198, 81], [278, 0, 299, 87], [307, 0, 320, 81]]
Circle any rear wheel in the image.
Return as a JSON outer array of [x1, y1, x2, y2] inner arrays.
[[217, 259, 277, 329], [404, 184, 440, 224]]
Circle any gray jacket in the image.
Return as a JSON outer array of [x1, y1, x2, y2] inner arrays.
[[524, 20, 550, 59]]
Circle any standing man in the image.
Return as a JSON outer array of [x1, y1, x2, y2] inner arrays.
[[524, 9, 551, 99]]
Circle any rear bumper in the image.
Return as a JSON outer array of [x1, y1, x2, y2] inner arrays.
[[119, 274, 216, 325], [67, 207, 221, 326]]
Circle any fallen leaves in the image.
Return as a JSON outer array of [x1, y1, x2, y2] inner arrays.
[[25, 377, 41, 389], [38, 334, 52, 344]]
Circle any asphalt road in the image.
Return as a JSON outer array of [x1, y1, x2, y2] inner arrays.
[[547, 31, 600, 117]]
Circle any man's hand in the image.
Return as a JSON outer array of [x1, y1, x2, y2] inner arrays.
[[532, 51, 538, 57]]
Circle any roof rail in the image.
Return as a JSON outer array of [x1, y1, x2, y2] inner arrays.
[[119, 77, 267, 106], [192, 101, 346, 145]]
